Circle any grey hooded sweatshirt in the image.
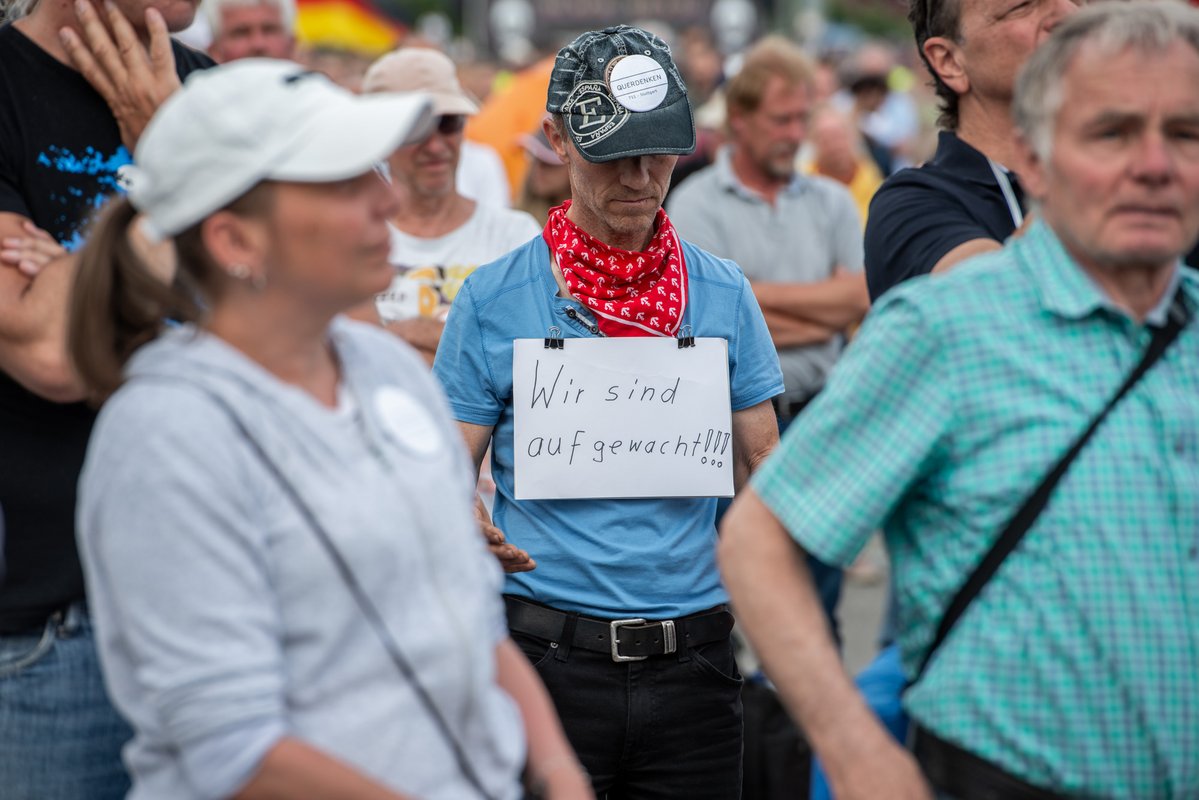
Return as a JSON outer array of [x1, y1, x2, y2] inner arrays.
[[77, 319, 524, 800]]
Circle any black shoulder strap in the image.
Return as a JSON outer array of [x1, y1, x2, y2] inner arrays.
[[914, 285, 1191, 682]]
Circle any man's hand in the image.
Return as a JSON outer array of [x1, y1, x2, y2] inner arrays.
[[824, 731, 934, 800], [60, 1, 181, 151], [535, 761, 594, 799], [455, 422, 533, 571], [1, 221, 66, 278], [0, 213, 83, 401], [474, 495, 535, 573]]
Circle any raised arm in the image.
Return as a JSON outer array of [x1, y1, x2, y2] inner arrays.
[[59, 2, 182, 152]]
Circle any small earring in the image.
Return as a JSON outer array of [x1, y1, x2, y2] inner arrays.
[[226, 263, 267, 291]]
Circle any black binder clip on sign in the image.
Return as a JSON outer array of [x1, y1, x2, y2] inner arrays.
[[677, 325, 695, 349], [544, 326, 565, 350]]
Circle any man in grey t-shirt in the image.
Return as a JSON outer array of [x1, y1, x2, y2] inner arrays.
[[669, 36, 867, 419], [668, 35, 868, 625]]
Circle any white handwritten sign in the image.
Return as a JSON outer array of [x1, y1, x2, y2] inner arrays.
[[513, 337, 733, 499]]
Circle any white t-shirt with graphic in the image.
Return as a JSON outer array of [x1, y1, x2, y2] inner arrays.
[[376, 203, 541, 323]]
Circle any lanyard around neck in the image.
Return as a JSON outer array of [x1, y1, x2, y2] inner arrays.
[[986, 158, 1024, 229]]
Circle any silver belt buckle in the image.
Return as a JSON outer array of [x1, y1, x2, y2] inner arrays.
[[609, 618, 678, 662], [609, 618, 648, 662]]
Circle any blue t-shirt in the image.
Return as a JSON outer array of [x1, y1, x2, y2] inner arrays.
[[434, 236, 784, 618]]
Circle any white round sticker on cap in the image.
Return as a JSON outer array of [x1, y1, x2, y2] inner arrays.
[[607, 54, 669, 112], [373, 387, 443, 457]]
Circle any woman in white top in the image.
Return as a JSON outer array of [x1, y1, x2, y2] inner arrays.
[[69, 59, 590, 800]]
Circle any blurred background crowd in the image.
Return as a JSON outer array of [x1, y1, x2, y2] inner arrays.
[[161, 0, 940, 233]]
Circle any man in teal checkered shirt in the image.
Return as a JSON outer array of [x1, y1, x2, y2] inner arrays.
[[719, 4, 1199, 799]]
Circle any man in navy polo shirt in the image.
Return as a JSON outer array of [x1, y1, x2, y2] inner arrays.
[[864, 0, 1077, 300]]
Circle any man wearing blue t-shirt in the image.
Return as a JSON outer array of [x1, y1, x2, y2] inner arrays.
[[434, 25, 782, 799]]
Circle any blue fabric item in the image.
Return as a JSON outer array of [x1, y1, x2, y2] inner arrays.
[[0, 604, 133, 800], [434, 236, 784, 619], [810, 644, 908, 800]]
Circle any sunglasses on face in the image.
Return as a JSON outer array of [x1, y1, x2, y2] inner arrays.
[[436, 114, 467, 136]]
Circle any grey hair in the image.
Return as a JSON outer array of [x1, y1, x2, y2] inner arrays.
[[204, 0, 296, 39], [2, 0, 39, 21], [1014, 0, 1199, 161]]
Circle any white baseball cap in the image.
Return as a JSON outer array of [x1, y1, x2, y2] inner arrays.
[[126, 59, 435, 240]]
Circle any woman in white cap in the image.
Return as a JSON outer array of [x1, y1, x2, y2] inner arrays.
[[68, 59, 590, 800]]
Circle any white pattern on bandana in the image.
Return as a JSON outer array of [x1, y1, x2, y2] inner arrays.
[[542, 200, 688, 338]]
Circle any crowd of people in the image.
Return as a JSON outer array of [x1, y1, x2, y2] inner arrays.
[[1, 0, 1197, 799]]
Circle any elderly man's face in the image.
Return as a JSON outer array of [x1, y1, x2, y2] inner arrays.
[[387, 117, 467, 201], [730, 76, 811, 182], [1023, 40, 1199, 275], [545, 119, 677, 251], [209, 3, 295, 63]]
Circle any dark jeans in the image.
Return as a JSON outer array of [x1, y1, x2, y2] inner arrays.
[[513, 629, 744, 799]]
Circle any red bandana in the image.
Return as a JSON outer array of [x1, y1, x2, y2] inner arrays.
[[542, 201, 688, 338]]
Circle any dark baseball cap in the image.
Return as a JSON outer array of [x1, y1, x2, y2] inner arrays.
[[546, 25, 696, 163]]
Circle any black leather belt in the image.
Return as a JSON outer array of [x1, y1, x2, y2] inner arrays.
[[913, 726, 1070, 800], [505, 596, 734, 662], [0, 600, 85, 635]]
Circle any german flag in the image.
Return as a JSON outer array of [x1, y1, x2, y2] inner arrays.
[[295, 0, 405, 56]]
